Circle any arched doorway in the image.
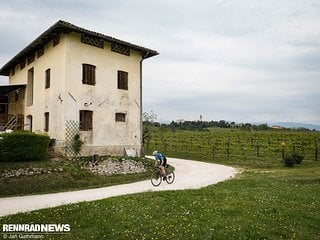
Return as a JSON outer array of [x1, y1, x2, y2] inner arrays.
[[26, 115, 32, 132]]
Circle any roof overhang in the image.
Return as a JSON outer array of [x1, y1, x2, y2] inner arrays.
[[0, 20, 159, 76], [0, 84, 26, 95]]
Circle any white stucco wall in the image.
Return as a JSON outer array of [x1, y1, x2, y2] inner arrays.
[[64, 33, 142, 155], [8, 34, 66, 138], [8, 31, 143, 156]]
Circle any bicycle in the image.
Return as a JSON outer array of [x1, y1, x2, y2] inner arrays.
[[151, 164, 175, 187]]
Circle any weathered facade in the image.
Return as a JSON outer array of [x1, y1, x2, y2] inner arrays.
[[0, 20, 158, 157]]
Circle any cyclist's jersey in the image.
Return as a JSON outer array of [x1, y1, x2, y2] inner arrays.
[[155, 153, 165, 161], [155, 153, 167, 166]]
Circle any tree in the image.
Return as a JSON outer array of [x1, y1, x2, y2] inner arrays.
[[142, 111, 158, 147]]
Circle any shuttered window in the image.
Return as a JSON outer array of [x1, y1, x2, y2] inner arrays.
[[82, 64, 96, 85], [80, 110, 93, 131], [117, 71, 128, 90]]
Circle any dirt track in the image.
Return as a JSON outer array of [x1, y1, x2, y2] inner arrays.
[[0, 157, 237, 217]]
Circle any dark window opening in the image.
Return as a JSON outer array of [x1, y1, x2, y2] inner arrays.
[[80, 110, 93, 131], [44, 112, 49, 132], [53, 35, 60, 47], [45, 69, 51, 89], [20, 61, 26, 70], [82, 64, 96, 85], [27, 53, 35, 65], [115, 113, 126, 122], [117, 71, 128, 90], [37, 47, 44, 58]]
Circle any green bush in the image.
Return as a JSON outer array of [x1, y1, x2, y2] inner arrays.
[[283, 152, 304, 167], [283, 155, 295, 167], [292, 153, 304, 164], [0, 131, 50, 162]]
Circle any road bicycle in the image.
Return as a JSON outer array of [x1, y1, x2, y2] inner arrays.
[[151, 165, 175, 187]]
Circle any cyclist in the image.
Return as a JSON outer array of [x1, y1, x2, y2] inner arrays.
[[152, 150, 167, 178]]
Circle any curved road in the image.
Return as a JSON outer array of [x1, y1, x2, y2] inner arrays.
[[0, 157, 237, 217]]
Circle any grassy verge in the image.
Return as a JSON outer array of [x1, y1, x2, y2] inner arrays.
[[1, 160, 319, 239], [0, 157, 154, 197]]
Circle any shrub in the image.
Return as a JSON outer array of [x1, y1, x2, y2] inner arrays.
[[283, 152, 304, 167], [0, 131, 50, 162], [72, 134, 83, 155], [283, 154, 295, 167], [292, 153, 304, 164]]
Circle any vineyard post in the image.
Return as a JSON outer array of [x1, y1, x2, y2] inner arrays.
[[164, 143, 168, 153], [243, 147, 247, 160], [281, 142, 286, 161], [256, 141, 260, 157], [226, 138, 230, 160], [212, 145, 215, 161], [315, 138, 319, 161]]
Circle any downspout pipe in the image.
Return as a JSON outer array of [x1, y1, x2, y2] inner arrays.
[[139, 51, 149, 157]]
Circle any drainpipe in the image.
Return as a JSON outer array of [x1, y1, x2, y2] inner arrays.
[[139, 51, 149, 157]]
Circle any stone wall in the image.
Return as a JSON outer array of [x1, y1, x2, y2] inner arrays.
[[1, 167, 64, 179], [84, 158, 146, 176]]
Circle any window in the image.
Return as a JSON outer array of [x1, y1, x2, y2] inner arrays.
[[117, 71, 128, 90], [115, 113, 126, 122], [27, 68, 34, 106], [82, 64, 96, 85], [27, 53, 35, 65], [52, 35, 60, 47], [20, 60, 26, 70], [111, 43, 130, 56], [45, 69, 50, 89], [80, 110, 93, 131], [44, 112, 49, 132], [81, 34, 104, 48], [37, 47, 44, 58]]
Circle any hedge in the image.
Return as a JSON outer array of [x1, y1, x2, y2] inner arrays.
[[0, 131, 50, 162]]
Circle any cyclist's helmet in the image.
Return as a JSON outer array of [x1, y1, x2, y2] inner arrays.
[[152, 150, 158, 156]]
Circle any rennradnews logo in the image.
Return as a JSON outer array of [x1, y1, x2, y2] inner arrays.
[[1, 224, 71, 239], [2, 224, 70, 233]]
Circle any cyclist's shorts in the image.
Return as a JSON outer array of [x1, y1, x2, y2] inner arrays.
[[160, 157, 167, 167]]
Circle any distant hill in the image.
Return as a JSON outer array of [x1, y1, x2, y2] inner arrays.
[[269, 122, 320, 131]]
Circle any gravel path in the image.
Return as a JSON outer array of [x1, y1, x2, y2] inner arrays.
[[0, 157, 237, 217]]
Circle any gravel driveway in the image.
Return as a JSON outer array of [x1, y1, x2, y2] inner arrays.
[[0, 157, 237, 217]]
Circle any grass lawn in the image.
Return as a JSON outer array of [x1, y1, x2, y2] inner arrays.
[[1, 160, 319, 239], [0, 157, 154, 197]]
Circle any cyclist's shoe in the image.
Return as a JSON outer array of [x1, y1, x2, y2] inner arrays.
[[163, 176, 167, 181]]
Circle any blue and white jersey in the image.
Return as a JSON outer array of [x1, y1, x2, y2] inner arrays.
[[155, 153, 165, 161]]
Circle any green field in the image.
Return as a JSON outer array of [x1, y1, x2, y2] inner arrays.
[[1, 128, 319, 239]]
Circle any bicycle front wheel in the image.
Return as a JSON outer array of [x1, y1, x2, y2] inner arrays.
[[165, 171, 175, 184], [151, 171, 162, 187]]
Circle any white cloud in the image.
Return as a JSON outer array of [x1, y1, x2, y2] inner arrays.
[[1, 0, 320, 124]]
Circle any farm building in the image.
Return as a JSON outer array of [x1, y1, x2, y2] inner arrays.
[[0, 20, 158, 157]]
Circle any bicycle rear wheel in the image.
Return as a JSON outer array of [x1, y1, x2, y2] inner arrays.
[[165, 171, 175, 184], [151, 171, 162, 187]]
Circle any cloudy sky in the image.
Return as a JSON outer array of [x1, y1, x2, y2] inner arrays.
[[0, 0, 319, 124]]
